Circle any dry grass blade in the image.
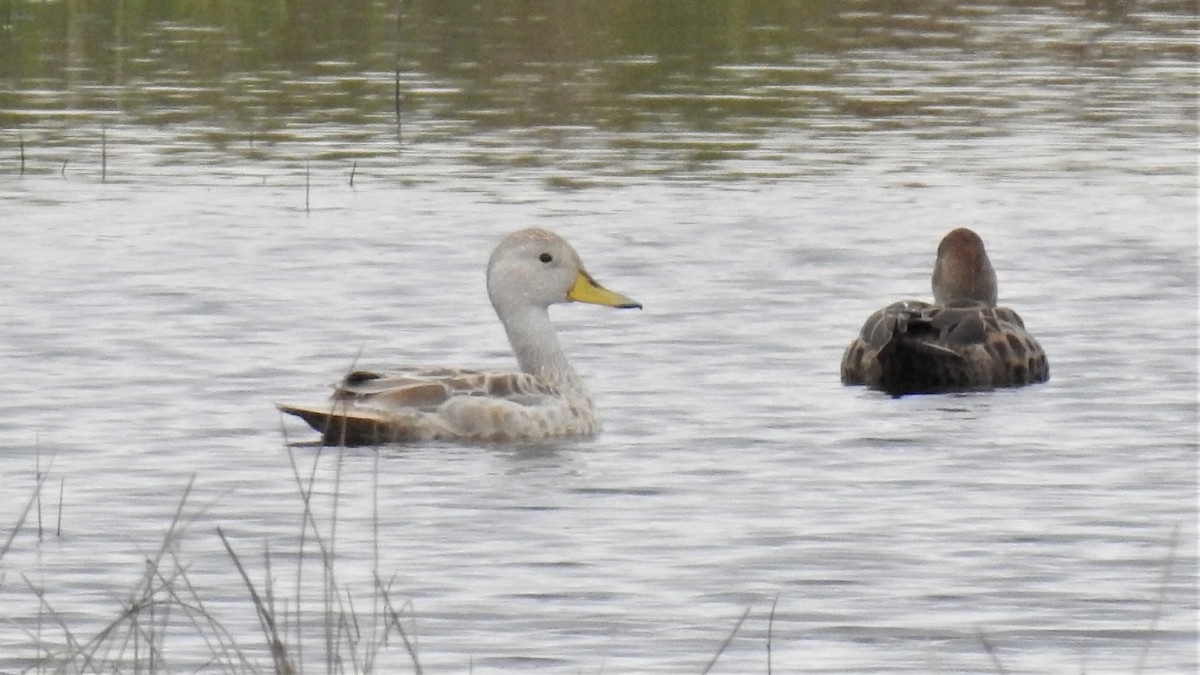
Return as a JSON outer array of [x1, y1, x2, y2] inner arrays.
[[19, 572, 87, 664], [394, 66, 403, 146], [1, 465, 51, 561], [58, 477, 212, 671], [56, 476, 65, 537], [1134, 523, 1181, 674], [766, 594, 779, 675], [68, 587, 170, 672], [151, 547, 258, 671], [701, 605, 752, 675], [218, 526, 295, 675], [374, 572, 423, 675], [976, 627, 1008, 675], [101, 126, 107, 183], [10, 438, 422, 672]]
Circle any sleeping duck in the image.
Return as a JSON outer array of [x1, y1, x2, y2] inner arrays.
[[279, 228, 641, 445], [841, 228, 1049, 396]]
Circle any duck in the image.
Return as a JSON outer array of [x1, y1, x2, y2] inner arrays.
[[278, 228, 641, 445], [840, 227, 1049, 396]]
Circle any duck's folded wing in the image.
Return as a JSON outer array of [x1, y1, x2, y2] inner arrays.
[[921, 304, 993, 345], [279, 368, 567, 445], [333, 368, 560, 407], [854, 300, 932, 348], [842, 301, 990, 391], [926, 305, 1049, 384], [841, 301, 930, 385]]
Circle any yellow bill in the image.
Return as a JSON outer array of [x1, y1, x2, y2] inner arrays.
[[567, 270, 642, 309]]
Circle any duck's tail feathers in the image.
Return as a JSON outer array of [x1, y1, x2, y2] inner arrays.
[[876, 333, 975, 397], [277, 403, 418, 446]]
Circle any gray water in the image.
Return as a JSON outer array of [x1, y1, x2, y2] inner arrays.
[[0, 1, 1196, 673]]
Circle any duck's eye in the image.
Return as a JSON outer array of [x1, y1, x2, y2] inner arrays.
[[539, 253, 553, 263]]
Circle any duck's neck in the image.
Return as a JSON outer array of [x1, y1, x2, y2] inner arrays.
[[498, 303, 585, 390]]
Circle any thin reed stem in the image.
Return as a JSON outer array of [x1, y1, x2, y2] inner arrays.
[[218, 526, 295, 675], [394, 67, 403, 148], [35, 446, 43, 540], [1, 460, 52, 561], [21, 572, 88, 664], [701, 605, 752, 675], [977, 627, 1008, 675], [767, 594, 779, 675], [1134, 523, 1181, 674], [376, 572, 424, 674], [56, 477, 64, 537]]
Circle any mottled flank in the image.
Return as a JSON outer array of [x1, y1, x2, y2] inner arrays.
[[278, 228, 640, 445], [841, 228, 1049, 396]]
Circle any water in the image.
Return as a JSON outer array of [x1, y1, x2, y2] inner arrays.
[[0, 1, 1196, 672]]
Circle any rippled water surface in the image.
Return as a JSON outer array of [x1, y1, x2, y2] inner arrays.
[[1, 1, 1196, 673]]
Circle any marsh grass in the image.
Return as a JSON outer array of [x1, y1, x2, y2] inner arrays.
[[2, 440, 1188, 673], [4, 439, 423, 674]]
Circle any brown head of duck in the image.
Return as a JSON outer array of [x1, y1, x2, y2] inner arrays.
[[931, 227, 997, 306]]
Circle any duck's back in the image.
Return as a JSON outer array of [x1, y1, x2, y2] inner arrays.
[[841, 300, 1049, 396]]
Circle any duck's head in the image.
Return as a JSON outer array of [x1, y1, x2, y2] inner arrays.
[[931, 227, 998, 306], [487, 228, 641, 312]]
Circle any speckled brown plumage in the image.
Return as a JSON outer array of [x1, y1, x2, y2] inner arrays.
[[841, 229, 1049, 396]]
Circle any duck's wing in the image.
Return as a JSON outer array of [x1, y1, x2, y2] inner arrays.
[[841, 301, 1049, 395], [331, 367, 561, 406], [841, 300, 931, 386], [278, 366, 570, 445], [921, 304, 1049, 388]]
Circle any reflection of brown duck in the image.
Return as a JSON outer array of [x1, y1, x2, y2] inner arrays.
[[841, 228, 1049, 396], [279, 229, 641, 445]]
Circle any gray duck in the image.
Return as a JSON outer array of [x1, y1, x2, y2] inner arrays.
[[279, 228, 641, 445]]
